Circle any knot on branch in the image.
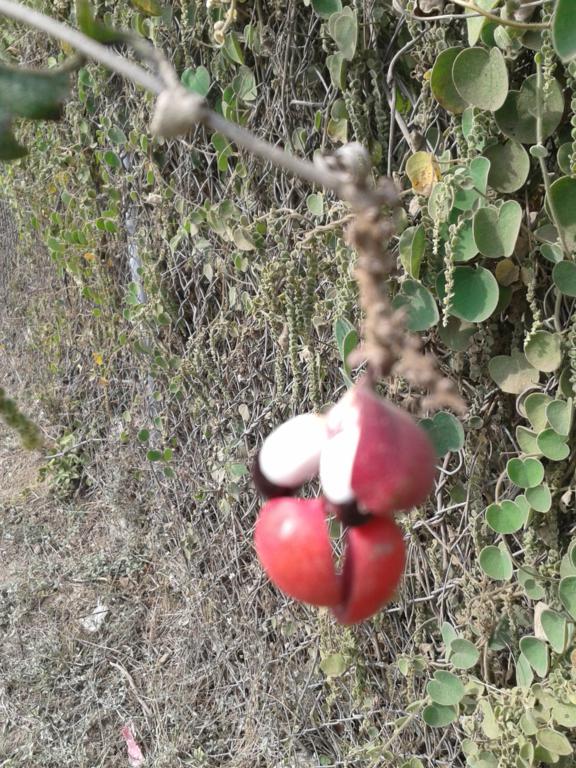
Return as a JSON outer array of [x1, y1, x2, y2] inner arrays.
[[314, 143, 401, 210], [150, 87, 206, 139]]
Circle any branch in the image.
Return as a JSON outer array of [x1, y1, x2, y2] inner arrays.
[[0, 0, 399, 210], [450, 0, 549, 30], [0, 0, 163, 93], [0, 0, 465, 411]]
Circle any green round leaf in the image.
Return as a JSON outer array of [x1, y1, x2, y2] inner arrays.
[[399, 225, 426, 279], [473, 201, 522, 259], [392, 279, 439, 332], [525, 484, 552, 513], [446, 266, 499, 323], [541, 609, 570, 654], [518, 566, 546, 600], [553, 260, 576, 297], [419, 411, 464, 457], [479, 545, 513, 581], [495, 76, 564, 145], [452, 219, 478, 262], [329, 9, 357, 61], [306, 193, 324, 217], [430, 47, 468, 114], [514, 494, 531, 517], [552, 700, 576, 729], [484, 140, 530, 193], [516, 652, 534, 688], [519, 636, 549, 677], [312, 0, 342, 17], [536, 728, 573, 757], [450, 638, 480, 669], [422, 703, 458, 728], [558, 142, 573, 175], [524, 392, 552, 431], [524, 331, 563, 373], [466, 0, 498, 46], [441, 621, 458, 651], [547, 176, 576, 252], [320, 653, 347, 677], [547, 399, 573, 437], [516, 426, 541, 456], [427, 670, 465, 706], [453, 156, 490, 211], [559, 576, 576, 620], [541, 243, 564, 264], [488, 351, 538, 394], [326, 52, 345, 89], [452, 47, 509, 111], [507, 457, 545, 488], [438, 317, 477, 352], [108, 126, 127, 145], [552, 0, 576, 62], [537, 429, 569, 461], [560, 368, 576, 398], [103, 150, 121, 169], [181, 65, 211, 97], [486, 500, 528, 534]]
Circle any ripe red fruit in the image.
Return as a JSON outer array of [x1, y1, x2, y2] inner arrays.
[[254, 497, 341, 607], [319, 383, 436, 516], [254, 497, 406, 623], [334, 517, 406, 624]]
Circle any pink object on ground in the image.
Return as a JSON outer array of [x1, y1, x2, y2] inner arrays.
[[121, 725, 144, 767]]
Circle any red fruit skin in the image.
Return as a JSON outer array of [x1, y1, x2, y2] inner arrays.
[[334, 516, 406, 624], [331, 384, 437, 516], [254, 497, 341, 607]]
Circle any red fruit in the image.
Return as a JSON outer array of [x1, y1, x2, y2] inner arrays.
[[319, 383, 436, 516], [254, 497, 341, 607], [255, 497, 406, 623], [335, 516, 405, 624]]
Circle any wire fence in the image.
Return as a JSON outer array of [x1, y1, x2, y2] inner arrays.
[[0, 3, 487, 765]]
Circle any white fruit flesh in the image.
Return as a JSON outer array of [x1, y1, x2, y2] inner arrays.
[[259, 413, 326, 487], [319, 397, 361, 505]]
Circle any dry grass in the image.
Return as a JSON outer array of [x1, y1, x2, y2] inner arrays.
[[0, 4, 491, 766], [0, 205, 467, 768]]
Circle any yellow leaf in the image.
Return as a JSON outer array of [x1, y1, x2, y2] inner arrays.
[[130, 0, 163, 16], [83, 252, 96, 262], [406, 151, 441, 197], [495, 258, 519, 287], [93, 352, 103, 366]]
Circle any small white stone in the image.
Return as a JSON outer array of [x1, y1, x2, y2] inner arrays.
[[259, 413, 326, 487]]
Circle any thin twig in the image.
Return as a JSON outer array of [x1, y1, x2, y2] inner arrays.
[[0, 0, 164, 93], [0, 0, 399, 210], [450, 0, 549, 30]]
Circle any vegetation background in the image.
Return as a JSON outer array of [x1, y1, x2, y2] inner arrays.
[[2, 1, 576, 766]]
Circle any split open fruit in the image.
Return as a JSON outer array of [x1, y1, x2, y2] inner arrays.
[[319, 384, 437, 517], [254, 497, 406, 624], [252, 381, 437, 623]]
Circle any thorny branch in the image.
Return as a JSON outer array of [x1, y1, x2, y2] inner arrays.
[[0, 0, 466, 414]]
